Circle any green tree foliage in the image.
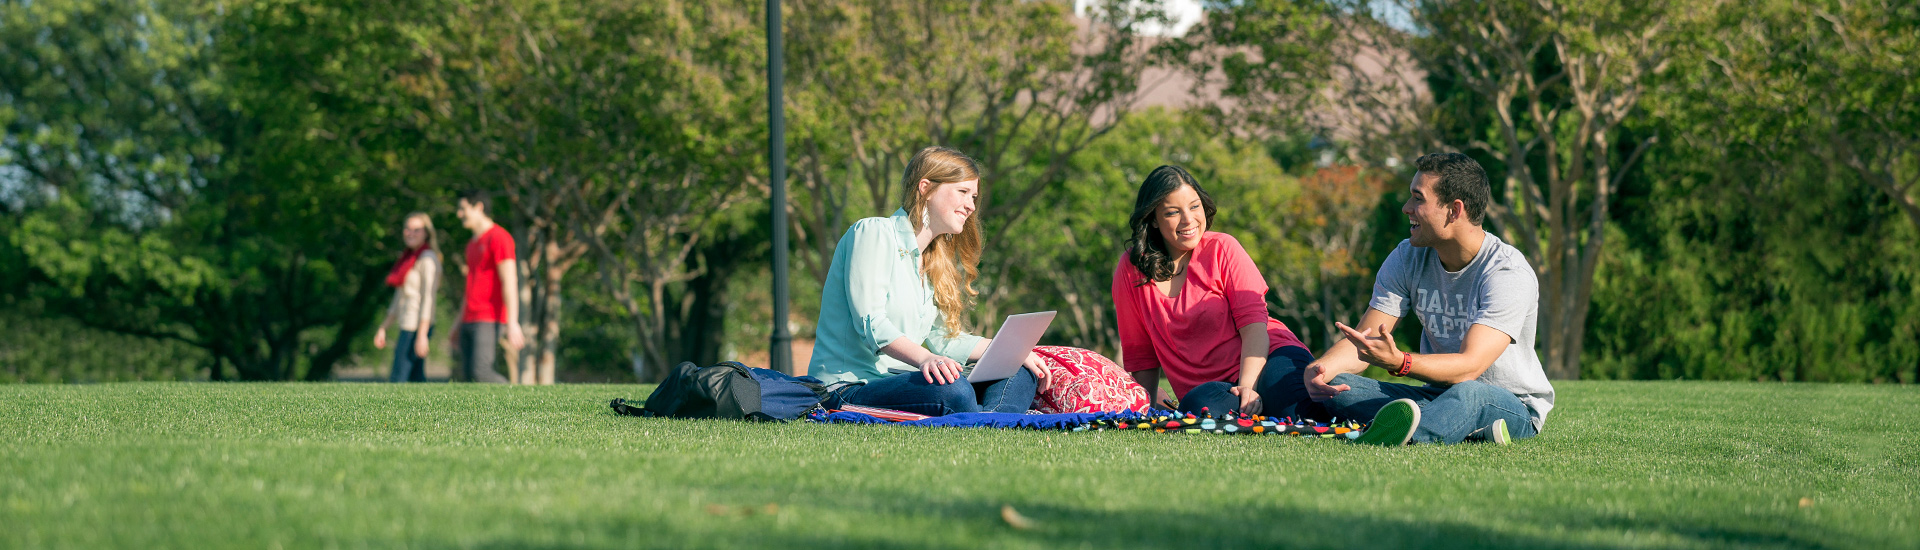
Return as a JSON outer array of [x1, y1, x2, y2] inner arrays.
[[996, 109, 1266, 356], [987, 109, 1400, 358], [403, 0, 766, 381], [1406, 0, 1680, 379], [1160, 0, 1425, 353], [1162, 0, 1341, 136], [3, 0, 773, 383], [780, 0, 1167, 309], [3, 0, 1914, 384], [1583, 0, 1920, 382], [2, 0, 451, 380]]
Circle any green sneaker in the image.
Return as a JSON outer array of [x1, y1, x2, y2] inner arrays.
[[1354, 398, 1420, 446], [1489, 418, 1512, 445]]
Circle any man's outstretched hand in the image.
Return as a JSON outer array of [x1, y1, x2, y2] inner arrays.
[[1335, 321, 1401, 368], [1303, 362, 1350, 402]]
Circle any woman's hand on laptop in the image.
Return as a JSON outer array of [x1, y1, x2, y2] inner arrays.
[[917, 355, 965, 385], [1021, 352, 1051, 392]]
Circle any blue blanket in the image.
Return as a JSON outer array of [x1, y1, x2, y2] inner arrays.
[[811, 410, 1149, 430]]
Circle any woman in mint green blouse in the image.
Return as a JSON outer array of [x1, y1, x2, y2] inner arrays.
[[810, 146, 1050, 416]]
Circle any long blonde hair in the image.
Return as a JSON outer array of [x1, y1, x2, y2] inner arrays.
[[900, 146, 983, 336]]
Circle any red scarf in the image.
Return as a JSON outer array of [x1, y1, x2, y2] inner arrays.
[[385, 247, 426, 288]]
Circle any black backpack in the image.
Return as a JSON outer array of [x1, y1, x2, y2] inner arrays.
[[610, 361, 829, 422]]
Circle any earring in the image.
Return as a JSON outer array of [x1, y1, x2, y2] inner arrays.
[[921, 207, 930, 230]]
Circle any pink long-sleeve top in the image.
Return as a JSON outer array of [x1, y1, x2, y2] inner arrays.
[[1112, 232, 1307, 398]]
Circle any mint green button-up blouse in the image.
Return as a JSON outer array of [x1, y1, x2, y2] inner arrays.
[[808, 209, 985, 384]]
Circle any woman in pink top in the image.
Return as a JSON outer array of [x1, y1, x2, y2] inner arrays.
[[1112, 165, 1321, 420]]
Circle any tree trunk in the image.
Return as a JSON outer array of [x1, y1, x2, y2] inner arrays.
[[1535, 216, 1593, 380], [533, 258, 564, 385], [512, 225, 577, 386], [512, 245, 532, 386], [671, 267, 726, 368], [623, 280, 673, 383], [668, 231, 759, 369], [208, 345, 226, 382], [1540, 287, 1576, 380], [1420, 0, 1664, 381]]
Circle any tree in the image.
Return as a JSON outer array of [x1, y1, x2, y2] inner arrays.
[[1698, 0, 1920, 232], [1165, 0, 1340, 139], [409, 0, 764, 381], [780, 0, 1172, 333], [1157, 0, 1407, 351], [1, 0, 439, 380], [1262, 165, 1397, 349], [1577, 0, 1920, 383], [992, 109, 1367, 358], [1413, 0, 1676, 379]]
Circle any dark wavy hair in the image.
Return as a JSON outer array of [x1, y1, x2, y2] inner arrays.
[[1413, 152, 1491, 225], [1126, 165, 1217, 285]]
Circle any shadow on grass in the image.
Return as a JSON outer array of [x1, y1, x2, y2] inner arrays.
[[453, 488, 1859, 550], [1561, 511, 1856, 550]]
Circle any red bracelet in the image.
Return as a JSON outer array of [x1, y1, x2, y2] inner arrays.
[[1393, 352, 1413, 377]]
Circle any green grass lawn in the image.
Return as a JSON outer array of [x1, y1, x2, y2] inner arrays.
[[3, 381, 1916, 549]]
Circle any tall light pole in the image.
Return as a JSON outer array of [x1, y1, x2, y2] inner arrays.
[[767, 0, 793, 374]]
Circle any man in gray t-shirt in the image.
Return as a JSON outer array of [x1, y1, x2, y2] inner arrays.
[[1365, 232, 1557, 431], [1265, 153, 1555, 446]]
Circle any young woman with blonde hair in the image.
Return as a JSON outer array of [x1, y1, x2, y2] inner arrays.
[[810, 146, 1050, 416], [374, 212, 441, 383]]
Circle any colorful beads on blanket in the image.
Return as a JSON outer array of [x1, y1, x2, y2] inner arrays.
[[1068, 409, 1366, 438], [807, 407, 1370, 439]]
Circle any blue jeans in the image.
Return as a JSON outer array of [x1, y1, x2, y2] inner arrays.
[[1178, 346, 1322, 419], [389, 329, 430, 383], [1323, 373, 1538, 444], [826, 368, 1038, 417]]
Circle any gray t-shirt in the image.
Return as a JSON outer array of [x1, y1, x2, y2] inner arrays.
[[1369, 232, 1555, 431]]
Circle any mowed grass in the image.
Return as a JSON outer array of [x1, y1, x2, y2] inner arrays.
[[2, 382, 1916, 549]]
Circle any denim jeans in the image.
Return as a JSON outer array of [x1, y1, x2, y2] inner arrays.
[[827, 368, 1038, 417], [1177, 346, 1322, 419], [1322, 373, 1538, 445], [389, 329, 430, 383]]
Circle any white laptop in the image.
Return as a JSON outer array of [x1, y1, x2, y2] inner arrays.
[[965, 311, 1057, 383]]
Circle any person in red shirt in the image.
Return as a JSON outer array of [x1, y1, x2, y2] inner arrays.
[[1111, 165, 1320, 419], [450, 190, 525, 383]]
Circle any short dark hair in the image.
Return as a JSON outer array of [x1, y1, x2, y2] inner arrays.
[[457, 189, 492, 213], [1126, 165, 1217, 285], [1414, 153, 1491, 225]]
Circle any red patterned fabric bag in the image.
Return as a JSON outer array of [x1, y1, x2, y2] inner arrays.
[[1030, 346, 1150, 414]]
